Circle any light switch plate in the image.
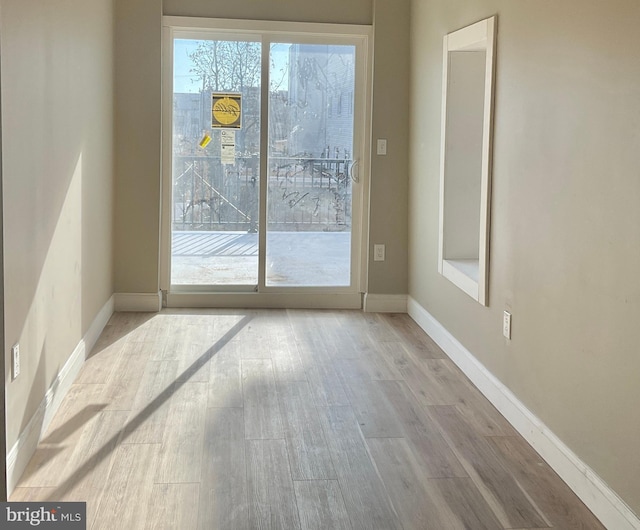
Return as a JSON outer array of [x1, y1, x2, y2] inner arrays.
[[12, 343, 20, 380], [503, 311, 512, 339], [376, 139, 387, 155], [374, 244, 385, 261]]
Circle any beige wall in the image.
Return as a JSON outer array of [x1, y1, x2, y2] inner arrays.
[[114, 0, 409, 296], [163, 0, 372, 25], [1, 0, 115, 449], [114, 0, 162, 294], [409, 0, 640, 514], [369, 0, 409, 294]]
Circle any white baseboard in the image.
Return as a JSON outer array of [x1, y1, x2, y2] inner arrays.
[[6, 295, 114, 495], [407, 297, 640, 530], [114, 291, 162, 312], [363, 293, 408, 313]]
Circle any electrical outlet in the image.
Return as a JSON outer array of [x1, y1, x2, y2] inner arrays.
[[503, 311, 512, 340], [12, 343, 20, 380], [374, 244, 385, 262], [376, 139, 387, 155]]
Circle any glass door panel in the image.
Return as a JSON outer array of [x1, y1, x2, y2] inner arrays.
[[171, 38, 261, 286], [266, 43, 356, 287]]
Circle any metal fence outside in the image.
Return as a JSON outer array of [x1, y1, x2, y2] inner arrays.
[[173, 155, 353, 233]]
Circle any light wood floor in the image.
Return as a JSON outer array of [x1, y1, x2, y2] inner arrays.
[[12, 309, 604, 529]]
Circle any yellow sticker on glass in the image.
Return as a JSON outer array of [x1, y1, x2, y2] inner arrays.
[[211, 93, 242, 129], [198, 133, 212, 149]]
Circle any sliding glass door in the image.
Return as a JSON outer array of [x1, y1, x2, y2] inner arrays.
[[266, 43, 356, 287], [162, 19, 370, 302], [170, 37, 262, 287]]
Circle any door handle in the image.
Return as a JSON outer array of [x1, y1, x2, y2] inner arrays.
[[349, 159, 359, 183]]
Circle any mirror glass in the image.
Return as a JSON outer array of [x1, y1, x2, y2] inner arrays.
[[438, 16, 496, 306]]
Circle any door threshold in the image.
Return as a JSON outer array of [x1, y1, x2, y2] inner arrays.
[[165, 291, 362, 309]]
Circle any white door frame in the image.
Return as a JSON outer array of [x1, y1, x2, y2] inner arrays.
[[160, 17, 373, 308]]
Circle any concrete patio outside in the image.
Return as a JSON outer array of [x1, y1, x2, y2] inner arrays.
[[171, 230, 351, 286]]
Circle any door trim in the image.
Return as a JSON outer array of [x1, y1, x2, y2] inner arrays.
[[160, 17, 372, 305], [162, 16, 372, 38]]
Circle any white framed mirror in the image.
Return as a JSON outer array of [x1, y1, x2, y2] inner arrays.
[[438, 16, 496, 306]]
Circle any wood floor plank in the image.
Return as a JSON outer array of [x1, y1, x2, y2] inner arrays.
[[295, 335, 335, 366], [380, 313, 446, 359], [208, 340, 243, 408], [277, 382, 336, 480], [76, 326, 127, 384], [272, 337, 307, 382], [406, 356, 475, 405], [18, 384, 107, 487], [178, 316, 224, 381], [441, 361, 517, 437], [339, 311, 401, 344], [106, 311, 154, 334], [9, 487, 56, 502], [288, 310, 342, 364], [198, 407, 248, 530], [401, 353, 515, 436], [459, 392, 519, 437], [334, 351, 403, 382], [491, 435, 605, 529], [237, 310, 290, 359], [62, 410, 130, 528], [294, 336, 330, 366], [429, 405, 549, 529], [153, 325, 187, 361], [145, 483, 200, 530], [376, 338, 414, 368], [317, 316, 364, 361], [242, 359, 284, 439], [338, 323, 396, 359], [39, 384, 109, 446], [101, 341, 153, 410], [377, 380, 467, 478], [180, 313, 216, 343], [364, 312, 405, 342], [428, 477, 507, 530], [367, 437, 503, 530], [366, 436, 444, 530], [244, 402, 282, 440], [352, 313, 402, 343], [16, 447, 66, 489], [305, 362, 350, 407], [128, 313, 172, 345], [155, 382, 207, 483], [246, 439, 302, 530], [339, 378, 404, 438], [318, 406, 402, 530], [294, 480, 352, 530], [92, 443, 159, 530], [177, 338, 214, 383], [122, 360, 178, 444], [206, 311, 254, 346]]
